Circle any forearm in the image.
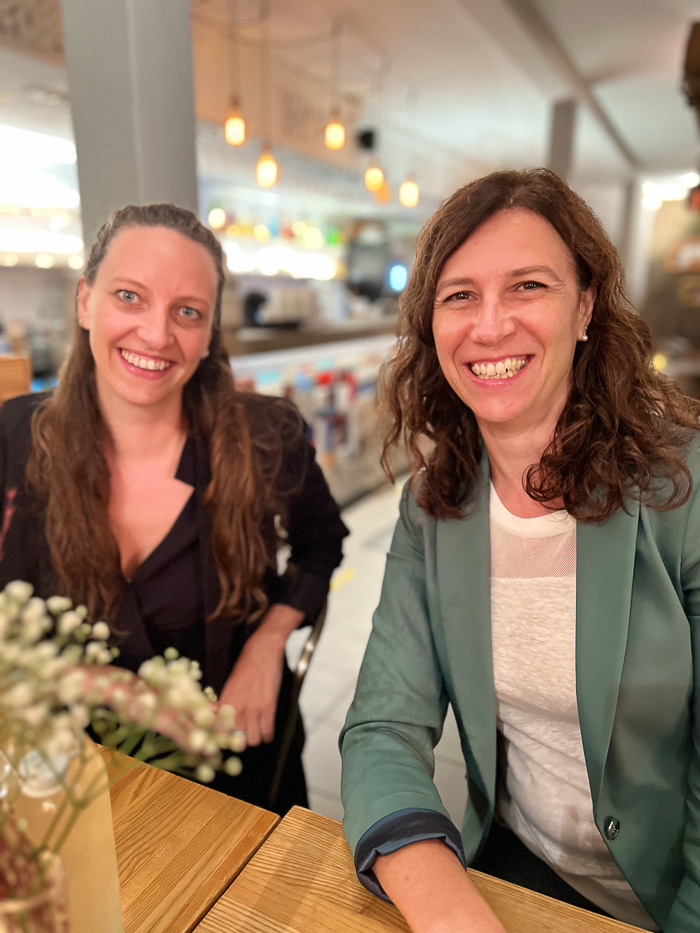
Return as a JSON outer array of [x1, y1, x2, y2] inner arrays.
[[374, 840, 506, 933], [255, 602, 306, 648]]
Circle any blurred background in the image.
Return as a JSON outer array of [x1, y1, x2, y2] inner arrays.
[[0, 0, 699, 504], [1, 0, 700, 822]]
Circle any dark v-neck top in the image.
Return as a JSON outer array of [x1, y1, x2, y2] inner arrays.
[[115, 435, 206, 667]]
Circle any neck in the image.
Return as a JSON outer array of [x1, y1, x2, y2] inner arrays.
[[479, 416, 560, 518], [98, 393, 187, 460]]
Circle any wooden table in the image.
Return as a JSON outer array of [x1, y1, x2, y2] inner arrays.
[[193, 807, 645, 932], [108, 758, 279, 933]]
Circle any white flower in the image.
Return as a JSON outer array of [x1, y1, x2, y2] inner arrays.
[[195, 763, 215, 783], [193, 706, 215, 728], [188, 730, 208, 752], [56, 669, 85, 704], [46, 595, 72, 615], [21, 597, 49, 625], [135, 692, 157, 715], [224, 757, 243, 776], [91, 621, 110, 641], [58, 611, 82, 636], [3, 682, 33, 708], [6, 581, 33, 603], [20, 703, 49, 729], [69, 704, 90, 729]]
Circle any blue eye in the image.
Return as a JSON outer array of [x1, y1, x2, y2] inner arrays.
[[117, 289, 137, 303], [179, 306, 202, 320]]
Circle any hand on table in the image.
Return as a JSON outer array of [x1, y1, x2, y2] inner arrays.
[[217, 603, 305, 747]]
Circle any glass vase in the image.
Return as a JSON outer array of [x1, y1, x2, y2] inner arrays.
[[0, 852, 69, 933], [12, 736, 124, 933]]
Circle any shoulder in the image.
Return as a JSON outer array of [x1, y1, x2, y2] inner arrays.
[[0, 392, 50, 447], [239, 391, 305, 444]]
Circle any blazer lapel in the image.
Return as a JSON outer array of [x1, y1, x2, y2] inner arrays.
[[575, 500, 640, 801], [436, 460, 498, 822]]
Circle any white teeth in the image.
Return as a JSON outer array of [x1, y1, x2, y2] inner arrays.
[[120, 349, 172, 372], [470, 356, 528, 379]]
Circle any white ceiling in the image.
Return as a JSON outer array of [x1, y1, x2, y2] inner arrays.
[[0, 0, 698, 226]]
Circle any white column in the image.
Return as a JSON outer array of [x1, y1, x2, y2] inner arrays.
[[547, 98, 577, 182], [61, 0, 198, 246]]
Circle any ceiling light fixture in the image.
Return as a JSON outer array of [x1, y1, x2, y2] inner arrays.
[[256, 148, 278, 188], [325, 21, 345, 150], [224, 0, 246, 146], [399, 177, 420, 208], [365, 164, 384, 192]]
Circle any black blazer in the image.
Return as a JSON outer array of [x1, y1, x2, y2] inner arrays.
[[0, 391, 348, 693]]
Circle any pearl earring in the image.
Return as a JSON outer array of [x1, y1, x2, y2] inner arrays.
[[580, 327, 589, 342]]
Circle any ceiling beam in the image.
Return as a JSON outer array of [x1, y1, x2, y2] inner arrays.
[[461, 0, 642, 172]]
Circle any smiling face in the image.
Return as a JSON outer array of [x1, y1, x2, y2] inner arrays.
[[432, 208, 593, 442], [77, 225, 218, 419]]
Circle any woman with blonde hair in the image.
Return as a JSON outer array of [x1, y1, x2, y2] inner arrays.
[[341, 169, 700, 932], [0, 202, 347, 812]]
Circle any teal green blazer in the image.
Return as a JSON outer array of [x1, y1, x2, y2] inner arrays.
[[341, 439, 700, 932]]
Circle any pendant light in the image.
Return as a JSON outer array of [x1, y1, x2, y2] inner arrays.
[[325, 112, 345, 150], [325, 22, 345, 150], [256, 5, 278, 187], [365, 164, 384, 192], [256, 147, 278, 187], [224, 0, 246, 146], [399, 177, 420, 207]]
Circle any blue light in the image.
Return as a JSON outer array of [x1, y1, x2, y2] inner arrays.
[[388, 263, 408, 292]]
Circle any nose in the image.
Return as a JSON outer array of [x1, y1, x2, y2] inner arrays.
[[137, 305, 174, 352], [470, 293, 514, 345]]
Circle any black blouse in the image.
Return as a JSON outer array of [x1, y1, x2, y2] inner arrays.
[[118, 435, 205, 668]]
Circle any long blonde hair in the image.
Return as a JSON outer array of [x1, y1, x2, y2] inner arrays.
[[27, 203, 303, 622]]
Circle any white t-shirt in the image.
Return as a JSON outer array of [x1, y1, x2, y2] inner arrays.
[[489, 482, 657, 930]]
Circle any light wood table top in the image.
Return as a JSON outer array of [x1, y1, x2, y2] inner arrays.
[[107, 757, 279, 933], [194, 806, 645, 933]]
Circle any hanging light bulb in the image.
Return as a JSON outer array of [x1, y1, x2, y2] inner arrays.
[[257, 147, 278, 188], [375, 180, 392, 204], [325, 112, 345, 150], [399, 178, 420, 208], [224, 97, 246, 146], [365, 164, 384, 192]]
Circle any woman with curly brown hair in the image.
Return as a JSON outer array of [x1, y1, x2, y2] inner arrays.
[[340, 169, 700, 932], [0, 203, 347, 812]]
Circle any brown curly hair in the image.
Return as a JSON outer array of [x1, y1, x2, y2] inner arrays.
[[26, 203, 304, 622], [382, 168, 700, 521]]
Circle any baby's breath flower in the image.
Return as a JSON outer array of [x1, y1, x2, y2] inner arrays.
[[195, 763, 215, 783], [6, 580, 33, 603], [46, 595, 71, 615], [91, 621, 110, 641], [193, 706, 215, 728], [1, 579, 241, 871], [188, 729, 208, 753], [57, 611, 82, 636], [224, 757, 243, 777], [230, 731, 246, 754]]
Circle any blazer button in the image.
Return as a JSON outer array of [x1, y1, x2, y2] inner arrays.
[[604, 816, 620, 840]]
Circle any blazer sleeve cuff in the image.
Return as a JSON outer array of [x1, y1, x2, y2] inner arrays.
[[354, 808, 466, 902], [277, 567, 329, 623]]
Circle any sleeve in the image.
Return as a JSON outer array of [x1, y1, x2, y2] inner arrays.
[[276, 419, 349, 622], [339, 485, 463, 899], [665, 441, 700, 932]]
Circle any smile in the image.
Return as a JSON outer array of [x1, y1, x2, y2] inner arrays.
[[119, 349, 174, 372], [469, 356, 529, 379]]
